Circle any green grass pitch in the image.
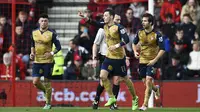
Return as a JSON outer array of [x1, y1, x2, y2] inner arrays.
[[0, 107, 200, 112]]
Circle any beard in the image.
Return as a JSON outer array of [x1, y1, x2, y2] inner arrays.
[[41, 25, 48, 30]]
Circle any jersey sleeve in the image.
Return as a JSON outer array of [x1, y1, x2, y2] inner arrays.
[[52, 31, 61, 54], [118, 24, 129, 46], [89, 19, 105, 28], [156, 32, 165, 50], [133, 30, 140, 45], [31, 34, 35, 48]]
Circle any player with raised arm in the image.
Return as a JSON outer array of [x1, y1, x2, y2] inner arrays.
[[132, 13, 165, 111], [30, 13, 61, 110], [92, 14, 121, 110], [79, 9, 138, 110]]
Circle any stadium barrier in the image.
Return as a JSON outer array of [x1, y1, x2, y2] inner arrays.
[[0, 81, 200, 107]]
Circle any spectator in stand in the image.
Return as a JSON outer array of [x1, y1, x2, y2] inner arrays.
[[121, 8, 142, 79], [7, 45, 26, 80], [173, 27, 192, 52], [82, 59, 95, 80], [169, 39, 189, 66], [28, 8, 35, 22], [64, 38, 89, 68], [160, 0, 182, 23], [194, 31, 200, 41], [28, 0, 37, 24], [129, 2, 146, 18], [15, 23, 31, 67], [180, 14, 196, 43], [87, 0, 108, 21], [154, 0, 164, 21], [197, 19, 200, 37], [109, 4, 129, 18], [0, 24, 4, 63], [16, 11, 34, 37], [0, 15, 11, 38], [63, 55, 84, 80], [28, 0, 47, 25], [160, 13, 176, 77], [164, 55, 186, 80], [161, 13, 176, 45], [78, 9, 97, 54], [121, 8, 142, 36], [0, 24, 11, 63], [185, 41, 200, 79], [180, 0, 200, 25]]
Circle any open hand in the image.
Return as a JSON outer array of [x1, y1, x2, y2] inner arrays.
[[78, 10, 84, 18], [108, 45, 117, 51], [147, 59, 157, 66], [44, 52, 53, 59]]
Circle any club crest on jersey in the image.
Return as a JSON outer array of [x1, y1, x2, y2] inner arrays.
[[151, 36, 155, 40], [120, 29, 126, 34], [159, 37, 163, 42], [39, 69, 43, 74], [44, 34, 49, 38], [108, 65, 113, 71], [112, 27, 118, 32]]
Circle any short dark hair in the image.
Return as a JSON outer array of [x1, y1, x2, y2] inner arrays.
[[172, 54, 180, 60], [142, 13, 155, 25], [115, 12, 121, 17], [16, 22, 23, 27], [0, 15, 6, 19], [126, 8, 133, 14], [39, 13, 48, 19], [176, 26, 183, 32], [104, 8, 115, 17], [193, 41, 200, 46], [70, 38, 79, 46], [183, 13, 193, 21]]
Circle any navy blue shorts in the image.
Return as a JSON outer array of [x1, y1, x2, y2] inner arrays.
[[138, 63, 158, 78], [101, 57, 127, 77], [32, 63, 53, 79]]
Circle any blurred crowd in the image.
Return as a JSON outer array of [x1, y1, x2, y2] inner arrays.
[[1, 0, 200, 81], [0, 0, 53, 80], [66, 0, 200, 81]]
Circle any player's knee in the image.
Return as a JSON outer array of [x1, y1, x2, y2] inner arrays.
[[100, 70, 109, 80], [99, 73, 108, 81], [32, 81, 38, 87], [32, 79, 40, 86], [113, 76, 120, 85], [145, 79, 150, 84]]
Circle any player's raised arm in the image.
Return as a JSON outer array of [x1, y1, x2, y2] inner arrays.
[[78, 10, 104, 28], [51, 32, 61, 55]]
